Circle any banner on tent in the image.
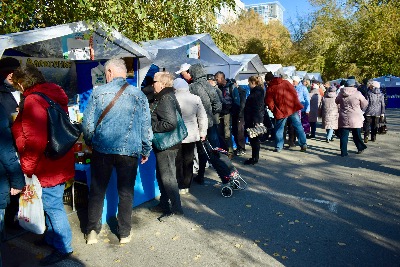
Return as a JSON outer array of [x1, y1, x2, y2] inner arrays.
[[187, 42, 200, 59], [62, 33, 94, 60]]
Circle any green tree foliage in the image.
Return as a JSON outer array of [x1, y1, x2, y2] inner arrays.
[[0, 0, 234, 42], [219, 10, 293, 64]]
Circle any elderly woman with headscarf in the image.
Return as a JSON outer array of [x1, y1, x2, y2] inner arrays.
[[173, 78, 207, 194], [335, 79, 368, 157], [364, 80, 385, 143]]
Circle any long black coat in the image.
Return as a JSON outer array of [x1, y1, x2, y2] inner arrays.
[[244, 86, 265, 129], [0, 103, 24, 209]]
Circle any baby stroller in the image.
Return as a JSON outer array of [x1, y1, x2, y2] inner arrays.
[[201, 140, 247, 197]]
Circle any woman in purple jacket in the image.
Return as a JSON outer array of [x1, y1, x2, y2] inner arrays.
[[335, 79, 368, 157]]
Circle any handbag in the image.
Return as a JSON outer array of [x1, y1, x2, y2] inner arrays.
[[33, 92, 82, 159], [151, 96, 188, 151], [301, 112, 311, 134], [18, 174, 46, 234]]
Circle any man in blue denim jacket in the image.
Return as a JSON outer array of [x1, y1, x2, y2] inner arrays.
[[82, 58, 152, 245]]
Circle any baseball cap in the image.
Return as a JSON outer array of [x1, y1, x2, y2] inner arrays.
[[206, 74, 215, 81], [175, 63, 191, 74]]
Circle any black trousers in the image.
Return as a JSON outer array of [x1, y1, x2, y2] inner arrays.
[[249, 136, 260, 161], [196, 141, 208, 179], [155, 148, 183, 214], [364, 116, 379, 139], [87, 150, 138, 237], [176, 142, 196, 189], [232, 114, 246, 151]]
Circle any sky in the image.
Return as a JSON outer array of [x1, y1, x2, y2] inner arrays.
[[242, 0, 316, 28]]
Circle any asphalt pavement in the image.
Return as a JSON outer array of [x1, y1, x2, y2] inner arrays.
[[3, 109, 400, 267]]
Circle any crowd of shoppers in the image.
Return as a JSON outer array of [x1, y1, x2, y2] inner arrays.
[[0, 55, 387, 266]]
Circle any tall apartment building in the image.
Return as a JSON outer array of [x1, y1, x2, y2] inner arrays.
[[216, 0, 246, 25], [245, 1, 285, 24]]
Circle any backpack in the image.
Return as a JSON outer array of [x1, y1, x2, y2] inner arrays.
[[220, 83, 236, 115], [33, 92, 82, 159]]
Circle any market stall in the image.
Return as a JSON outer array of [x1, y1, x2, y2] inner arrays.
[[264, 64, 282, 75], [1, 21, 158, 223], [141, 33, 242, 78], [229, 54, 268, 82], [374, 75, 400, 108]]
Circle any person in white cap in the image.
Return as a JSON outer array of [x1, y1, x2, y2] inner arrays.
[[175, 63, 192, 84], [364, 80, 385, 142], [173, 78, 207, 194]]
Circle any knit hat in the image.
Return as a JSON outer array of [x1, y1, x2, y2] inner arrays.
[[345, 79, 356, 87], [372, 81, 380, 89], [265, 72, 274, 82], [173, 78, 189, 91]]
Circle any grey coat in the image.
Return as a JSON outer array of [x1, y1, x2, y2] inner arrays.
[[309, 89, 322, 122], [364, 88, 385, 116], [321, 91, 339, 129], [188, 64, 222, 128]]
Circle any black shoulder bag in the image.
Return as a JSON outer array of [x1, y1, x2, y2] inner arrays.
[[32, 92, 82, 159]]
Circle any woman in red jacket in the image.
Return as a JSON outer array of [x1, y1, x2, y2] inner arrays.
[[11, 65, 74, 266]]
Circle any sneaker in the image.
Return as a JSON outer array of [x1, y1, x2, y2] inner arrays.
[[244, 158, 258, 165], [120, 234, 132, 244], [39, 250, 72, 266], [364, 137, 368, 143], [326, 138, 330, 143], [179, 189, 188, 195], [158, 212, 184, 223], [86, 230, 98, 245], [300, 145, 307, 152], [235, 149, 246, 156], [273, 148, 282, 153]]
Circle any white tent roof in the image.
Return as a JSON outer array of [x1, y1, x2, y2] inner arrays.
[[264, 64, 282, 74], [141, 33, 241, 78], [295, 71, 307, 79], [373, 75, 400, 88], [304, 72, 323, 82], [0, 21, 153, 83], [229, 54, 268, 79], [278, 66, 296, 77]]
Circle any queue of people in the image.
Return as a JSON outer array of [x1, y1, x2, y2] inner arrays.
[[0, 55, 387, 266]]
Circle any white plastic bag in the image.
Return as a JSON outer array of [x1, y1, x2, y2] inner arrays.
[[18, 174, 46, 234]]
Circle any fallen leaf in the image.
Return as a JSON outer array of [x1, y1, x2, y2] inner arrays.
[[246, 205, 252, 208], [295, 241, 300, 244], [289, 221, 295, 225], [282, 256, 288, 260], [155, 232, 161, 236], [263, 243, 268, 246], [103, 238, 110, 243], [114, 259, 120, 263], [194, 254, 201, 260], [338, 242, 346, 246], [295, 220, 300, 223], [149, 246, 155, 250], [255, 240, 260, 243], [273, 252, 280, 257], [235, 243, 242, 248], [292, 249, 297, 252], [172, 235, 180, 240]]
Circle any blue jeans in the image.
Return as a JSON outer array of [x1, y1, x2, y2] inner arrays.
[[42, 184, 73, 254], [339, 128, 367, 156], [0, 208, 4, 267], [326, 129, 334, 140], [275, 112, 307, 150]]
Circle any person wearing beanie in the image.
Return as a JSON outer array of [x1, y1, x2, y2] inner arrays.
[[335, 79, 368, 156], [265, 72, 307, 152], [364, 80, 385, 142], [173, 78, 207, 194], [0, 57, 21, 124]]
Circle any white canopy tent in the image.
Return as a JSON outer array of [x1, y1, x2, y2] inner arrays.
[[264, 64, 282, 75], [0, 21, 153, 85], [141, 33, 241, 78], [304, 72, 323, 82], [278, 66, 296, 77], [229, 54, 268, 81], [295, 71, 307, 79]]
